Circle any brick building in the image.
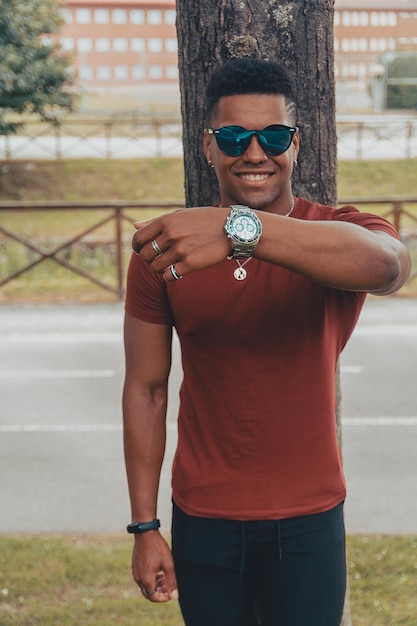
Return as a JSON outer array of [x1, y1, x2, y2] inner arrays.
[[334, 0, 417, 82], [60, 0, 178, 87], [60, 0, 417, 94]]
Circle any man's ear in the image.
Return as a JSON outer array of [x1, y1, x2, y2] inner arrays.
[[203, 128, 213, 164]]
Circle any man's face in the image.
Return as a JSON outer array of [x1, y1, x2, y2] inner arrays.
[[204, 93, 299, 215]]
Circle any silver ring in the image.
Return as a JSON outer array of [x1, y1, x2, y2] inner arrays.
[[170, 264, 183, 280], [151, 239, 163, 256], [141, 587, 157, 596]]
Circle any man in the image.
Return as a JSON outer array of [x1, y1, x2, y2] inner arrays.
[[123, 58, 410, 626]]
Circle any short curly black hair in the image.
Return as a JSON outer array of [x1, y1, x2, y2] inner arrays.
[[205, 58, 297, 124]]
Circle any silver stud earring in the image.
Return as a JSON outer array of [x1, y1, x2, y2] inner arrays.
[[208, 161, 215, 169]]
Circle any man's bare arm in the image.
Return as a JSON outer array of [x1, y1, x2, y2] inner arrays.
[[123, 313, 178, 602]]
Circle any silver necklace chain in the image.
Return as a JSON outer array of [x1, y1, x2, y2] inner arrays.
[[233, 197, 295, 281]]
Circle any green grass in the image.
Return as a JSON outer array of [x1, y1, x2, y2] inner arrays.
[[0, 535, 416, 626], [337, 160, 417, 200], [1, 159, 416, 203], [0, 159, 416, 302], [0, 158, 185, 202]]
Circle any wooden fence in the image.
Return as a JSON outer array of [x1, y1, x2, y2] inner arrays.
[[0, 198, 416, 300]]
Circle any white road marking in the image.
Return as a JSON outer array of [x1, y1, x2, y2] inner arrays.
[[342, 417, 417, 427], [1, 418, 417, 433], [0, 370, 115, 378], [340, 365, 363, 374], [0, 365, 360, 379]]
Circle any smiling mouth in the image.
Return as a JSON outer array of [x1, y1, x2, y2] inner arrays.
[[239, 172, 272, 182]]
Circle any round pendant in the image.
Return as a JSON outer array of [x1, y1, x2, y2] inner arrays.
[[234, 267, 247, 281]]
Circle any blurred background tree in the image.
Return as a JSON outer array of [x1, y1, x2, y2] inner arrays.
[[0, 0, 77, 135], [385, 52, 417, 109]]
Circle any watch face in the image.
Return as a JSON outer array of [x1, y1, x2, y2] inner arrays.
[[232, 213, 261, 243]]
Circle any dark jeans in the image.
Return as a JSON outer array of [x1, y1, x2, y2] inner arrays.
[[171, 502, 346, 626]]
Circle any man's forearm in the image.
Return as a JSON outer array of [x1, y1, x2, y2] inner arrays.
[[123, 389, 168, 522]]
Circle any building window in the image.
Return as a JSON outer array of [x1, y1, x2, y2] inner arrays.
[[341, 38, 350, 52], [334, 11, 340, 27], [334, 38, 340, 52], [94, 9, 109, 24], [60, 37, 74, 51], [75, 8, 91, 24], [360, 12, 369, 26], [96, 38, 111, 52], [113, 37, 128, 52], [165, 9, 176, 24], [79, 66, 93, 80], [148, 10, 162, 25], [379, 12, 388, 26], [388, 12, 397, 26], [359, 37, 367, 52], [132, 66, 146, 80], [165, 38, 178, 52], [112, 9, 127, 24], [131, 9, 145, 24], [78, 38, 93, 52], [148, 38, 163, 53], [131, 38, 146, 52], [97, 66, 111, 80], [60, 9, 72, 23], [351, 12, 360, 27], [114, 65, 129, 80], [341, 12, 350, 26], [370, 12, 379, 27], [166, 65, 178, 79], [149, 65, 163, 79]]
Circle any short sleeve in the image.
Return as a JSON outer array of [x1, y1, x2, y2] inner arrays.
[[124, 252, 174, 325]]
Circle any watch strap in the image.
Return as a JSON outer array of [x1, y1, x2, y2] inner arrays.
[[127, 519, 160, 534]]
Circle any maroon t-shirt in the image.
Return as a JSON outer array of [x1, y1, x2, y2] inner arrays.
[[125, 198, 399, 520]]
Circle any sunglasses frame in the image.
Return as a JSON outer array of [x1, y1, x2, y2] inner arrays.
[[207, 124, 297, 157]]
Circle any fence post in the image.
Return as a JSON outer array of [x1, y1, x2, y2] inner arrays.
[[393, 201, 402, 234], [55, 125, 62, 159], [406, 121, 412, 160], [115, 207, 124, 299], [356, 122, 363, 160], [105, 122, 112, 159]]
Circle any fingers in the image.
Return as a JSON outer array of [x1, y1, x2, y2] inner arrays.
[[132, 534, 179, 603], [132, 230, 186, 282], [139, 571, 179, 603]]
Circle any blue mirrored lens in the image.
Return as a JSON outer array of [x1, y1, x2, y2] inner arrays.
[[214, 125, 296, 156]]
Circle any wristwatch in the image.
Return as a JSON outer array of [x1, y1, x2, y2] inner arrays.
[[126, 519, 160, 534], [224, 205, 262, 258]]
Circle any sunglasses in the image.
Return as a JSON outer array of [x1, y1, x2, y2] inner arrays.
[[207, 124, 297, 157]]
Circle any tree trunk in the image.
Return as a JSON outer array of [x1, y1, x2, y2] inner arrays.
[[176, 2, 350, 624]]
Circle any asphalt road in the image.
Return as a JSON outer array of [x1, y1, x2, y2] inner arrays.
[[0, 297, 416, 535]]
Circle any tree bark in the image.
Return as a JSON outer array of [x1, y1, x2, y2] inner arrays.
[[176, 2, 350, 624]]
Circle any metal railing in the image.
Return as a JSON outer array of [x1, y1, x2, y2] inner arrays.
[[1, 116, 416, 160], [0, 198, 416, 300]]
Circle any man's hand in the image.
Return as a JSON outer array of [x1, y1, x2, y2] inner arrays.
[[132, 206, 231, 282], [132, 532, 179, 603]]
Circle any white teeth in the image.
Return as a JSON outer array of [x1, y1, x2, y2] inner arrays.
[[240, 174, 269, 181]]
